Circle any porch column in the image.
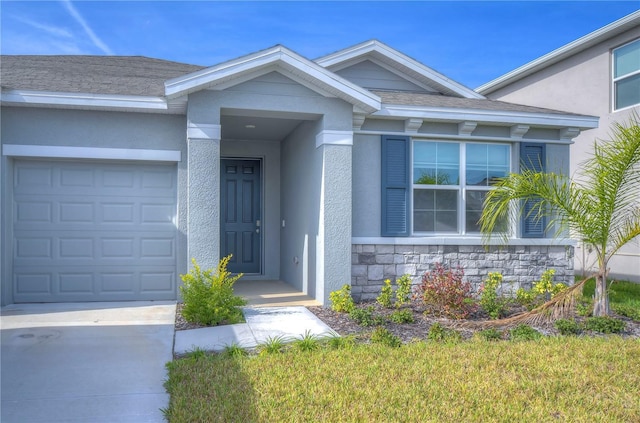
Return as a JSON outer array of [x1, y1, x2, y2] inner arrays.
[[186, 122, 221, 269], [315, 130, 353, 305]]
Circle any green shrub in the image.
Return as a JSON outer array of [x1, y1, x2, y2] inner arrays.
[[612, 303, 640, 321], [576, 299, 593, 317], [479, 272, 509, 319], [554, 319, 581, 336], [329, 284, 355, 313], [349, 306, 386, 327], [389, 309, 415, 324], [370, 326, 402, 347], [179, 256, 246, 326], [427, 322, 462, 344], [395, 274, 413, 307], [257, 335, 287, 356], [475, 328, 503, 341], [584, 316, 626, 334], [415, 263, 476, 319], [515, 269, 567, 310], [293, 331, 321, 352], [377, 279, 394, 308], [509, 324, 543, 341], [327, 335, 356, 350], [223, 343, 248, 358]]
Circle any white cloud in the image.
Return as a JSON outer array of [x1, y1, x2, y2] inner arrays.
[[61, 0, 113, 55], [12, 15, 73, 39]]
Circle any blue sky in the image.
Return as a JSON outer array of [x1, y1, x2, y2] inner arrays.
[[1, 1, 638, 88]]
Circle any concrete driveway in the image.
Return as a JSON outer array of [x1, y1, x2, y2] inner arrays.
[[1, 301, 176, 423]]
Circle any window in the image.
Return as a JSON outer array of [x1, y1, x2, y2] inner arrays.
[[412, 141, 510, 234], [613, 39, 640, 110]]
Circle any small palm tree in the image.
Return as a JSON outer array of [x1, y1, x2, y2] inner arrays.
[[480, 114, 640, 316]]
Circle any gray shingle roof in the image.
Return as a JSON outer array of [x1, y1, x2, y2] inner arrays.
[[371, 90, 579, 116], [0, 55, 583, 118], [0, 55, 204, 96]]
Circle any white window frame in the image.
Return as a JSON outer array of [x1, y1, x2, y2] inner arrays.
[[411, 140, 511, 236], [612, 38, 640, 112]]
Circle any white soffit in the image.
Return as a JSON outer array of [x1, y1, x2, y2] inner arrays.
[[316, 39, 485, 100], [477, 11, 640, 94], [164, 45, 381, 114]]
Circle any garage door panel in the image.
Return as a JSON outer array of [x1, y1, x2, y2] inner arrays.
[[13, 266, 176, 301], [12, 160, 178, 303], [14, 234, 175, 264]]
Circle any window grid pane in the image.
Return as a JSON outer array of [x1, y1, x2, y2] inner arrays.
[[413, 189, 458, 233], [615, 73, 640, 110], [413, 142, 460, 185], [614, 39, 640, 78], [412, 142, 510, 234]]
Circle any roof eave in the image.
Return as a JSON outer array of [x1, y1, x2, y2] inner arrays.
[[477, 11, 640, 94], [375, 103, 599, 129], [0, 89, 185, 113]]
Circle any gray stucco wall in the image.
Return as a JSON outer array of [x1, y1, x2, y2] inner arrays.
[[485, 26, 640, 281], [1, 106, 189, 303], [352, 134, 381, 237], [280, 119, 322, 296], [352, 131, 572, 239], [221, 139, 281, 280]]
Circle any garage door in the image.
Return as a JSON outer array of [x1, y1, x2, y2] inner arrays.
[[12, 160, 178, 302]]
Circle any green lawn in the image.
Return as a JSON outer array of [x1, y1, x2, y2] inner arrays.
[[582, 278, 640, 320], [164, 337, 640, 422]]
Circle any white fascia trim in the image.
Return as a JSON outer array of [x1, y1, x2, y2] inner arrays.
[[352, 237, 576, 247], [165, 46, 381, 113], [0, 90, 168, 111], [316, 130, 353, 148], [375, 104, 599, 129], [316, 40, 485, 100], [187, 122, 221, 140], [354, 130, 576, 145], [2, 144, 181, 162], [477, 11, 640, 93]]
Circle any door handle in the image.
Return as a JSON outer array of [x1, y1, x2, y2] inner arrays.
[[256, 220, 260, 234]]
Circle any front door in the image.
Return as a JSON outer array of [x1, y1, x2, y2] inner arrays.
[[221, 159, 261, 274]]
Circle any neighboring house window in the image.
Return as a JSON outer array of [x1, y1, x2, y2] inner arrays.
[[613, 39, 640, 110], [412, 141, 510, 234]]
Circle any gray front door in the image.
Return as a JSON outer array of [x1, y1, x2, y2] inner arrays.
[[221, 159, 261, 274]]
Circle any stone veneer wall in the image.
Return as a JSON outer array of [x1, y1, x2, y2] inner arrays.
[[351, 244, 574, 302]]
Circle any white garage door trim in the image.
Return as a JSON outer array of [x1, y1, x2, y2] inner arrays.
[[3, 144, 181, 162], [10, 158, 179, 303]]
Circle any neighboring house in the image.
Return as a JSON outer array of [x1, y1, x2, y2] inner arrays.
[[478, 11, 640, 282], [0, 40, 598, 306]]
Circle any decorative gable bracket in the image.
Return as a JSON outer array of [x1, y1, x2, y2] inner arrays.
[[405, 118, 424, 133], [560, 127, 581, 141], [458, 121, 478, 136], [510, 124, 530, 139]]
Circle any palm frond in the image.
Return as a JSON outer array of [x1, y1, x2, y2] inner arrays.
[[458, 277, 590, 330]]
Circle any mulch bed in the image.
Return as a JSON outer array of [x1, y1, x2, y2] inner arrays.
[[175, 301, 640, 342]]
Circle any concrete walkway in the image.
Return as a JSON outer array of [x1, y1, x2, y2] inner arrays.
[[174, 306, 337, 355], [1, 302, 175, 423]]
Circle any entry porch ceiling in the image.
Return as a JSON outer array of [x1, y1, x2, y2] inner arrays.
[[220, 108, 319, 142]]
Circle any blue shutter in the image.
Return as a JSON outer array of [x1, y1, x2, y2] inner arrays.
[[520, 143, 546, 238], [381, 135, 410, 236]]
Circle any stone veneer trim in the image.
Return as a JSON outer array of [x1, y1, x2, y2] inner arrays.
[[351, 243, 574, 302]]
